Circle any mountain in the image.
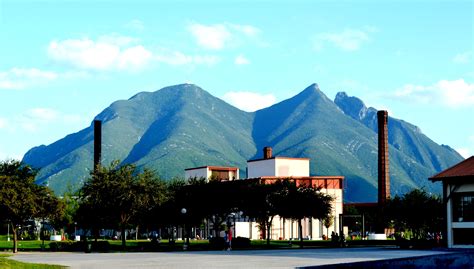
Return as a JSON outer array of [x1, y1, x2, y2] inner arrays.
[[23, 83, 464, 202], [334, 92, 463, 199]]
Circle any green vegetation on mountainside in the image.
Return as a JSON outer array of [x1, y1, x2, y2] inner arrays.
[[23, 83, 463, 201]]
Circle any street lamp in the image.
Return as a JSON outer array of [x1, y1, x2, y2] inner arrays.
[[230, 213, 236, 239], [181, 208, 189, 250], [74, 222, 77, 241], [41, 218, 45, 251]]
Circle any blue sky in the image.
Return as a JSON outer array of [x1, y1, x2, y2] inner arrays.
[[1, 0, 473, 161]]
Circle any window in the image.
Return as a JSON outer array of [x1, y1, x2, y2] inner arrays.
[[453, 228, 474, 245], [452, 192, 474, 222], [211, 170, 229, 180]]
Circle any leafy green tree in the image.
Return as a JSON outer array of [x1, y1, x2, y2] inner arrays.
[[240, 179, 282, 246], [323, 214, 334, 240], [78, 161, 167, 249], [0, 160, 62, 253], [60, 192, 79, 236], [36, 186, 66, 247], [147, 178, 185, 241], [385, 189, 443, 240], [175, 178, 241, 238], [277, 180, 333, 247]]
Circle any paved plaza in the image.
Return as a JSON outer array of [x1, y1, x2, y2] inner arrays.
[[11, 247, 451, 268]]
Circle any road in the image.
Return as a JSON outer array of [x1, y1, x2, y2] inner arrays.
[[11, 247, 450, 268]]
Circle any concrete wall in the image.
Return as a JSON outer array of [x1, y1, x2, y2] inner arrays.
[[447, 182, 474, 248], [247, 158, 310, 178], [456, 183, 474, 192], [322, 188, 343, 235], [239, 187, 342, 241], [185, 168, 209, 180], [247, 159, 276, 178], [274, 158, 309, 177], [185, 167, 239, 181], [235, 222, 260, 240], [227, 169, 239, 180]]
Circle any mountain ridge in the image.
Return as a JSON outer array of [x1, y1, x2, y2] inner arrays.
[[23, 83, 463, 202]]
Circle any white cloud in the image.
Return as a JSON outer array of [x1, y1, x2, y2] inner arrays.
[[229, 24, 261, 37], [48, 34, 220, 70], [188, 23, 231, 50], [15, 108, 84, 133], [97, 34, 137, 46], [20, 108, 59, 132], [48, 35, 153, 71], [393, 79, 474, 107], [188, 22, 261, 50], [223, 91, 277, 112], [453, 51, 471, 64], [26, 108, 59, 121], [0, 68, 59, 90], [459, 135, 474, 158], [0, 68, 88, 90], [155, 49, 220, 66], [314, 27, 376, 51], [235, 54, 250, 65], [117, 45, 153, 69], [456, 148, 471, 159]]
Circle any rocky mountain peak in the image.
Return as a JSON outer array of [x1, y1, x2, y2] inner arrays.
[[334, 91, 368, 121]]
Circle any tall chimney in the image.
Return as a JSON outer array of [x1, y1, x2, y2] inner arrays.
[[377, 110, 390, 205], [263, 146, 272, 159], [94, 120, 102, 171]]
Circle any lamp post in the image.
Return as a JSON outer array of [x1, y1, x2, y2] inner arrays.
[[74, 222, 77, 241], [231, 213, 236, 239], [41, 218, 45, 251], [181, 208, 189, 250], [7, 223, 10, 242]]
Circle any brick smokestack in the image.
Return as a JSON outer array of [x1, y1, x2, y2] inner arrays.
[[377, 110, 390, 205], [263, 146, 272, 159], [94, 120, 102, 171]]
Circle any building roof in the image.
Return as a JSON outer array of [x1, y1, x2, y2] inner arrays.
[[429, 156, 474, 181], [185, 166, 239, 171], [247, 156, 310, 163]]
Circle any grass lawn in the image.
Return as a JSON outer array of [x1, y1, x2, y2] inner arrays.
[[1, 234, 397, 252], [0, 254, 66, 269], [0, 239, 52, 250]]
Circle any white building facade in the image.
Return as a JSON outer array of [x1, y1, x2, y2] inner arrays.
[[241, 149, 344, 240], [185, 166, 239, 181], [185, 147, 344, 241], [430, 156, 474, 248]]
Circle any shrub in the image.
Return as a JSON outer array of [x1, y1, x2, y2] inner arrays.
[[232, 237, 251, 249], [49, 241, 83, 251], [91, 241, 110, 252], [209, 237, 226, 250]]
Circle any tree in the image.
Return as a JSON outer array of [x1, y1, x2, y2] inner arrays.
[[277, 179, 333, 247], [385, 189, 443, 240], [240, 179, 282, 246], [78, 161, 166, 249], [174, 178, 242, 239], [56, 191, 79, 237], [0, 160, 62, 253], [36, 185, 66, 249], [323, 214, 334, 240], [147, 178, 186, 241]]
